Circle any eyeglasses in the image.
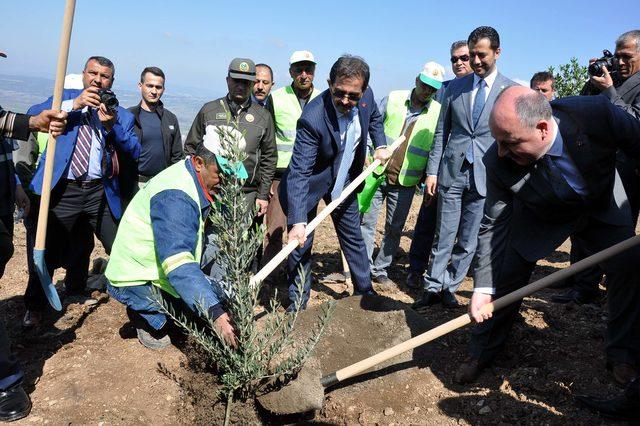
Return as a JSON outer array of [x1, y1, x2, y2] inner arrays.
[[450, 55, 470, 63], [331, 89, 362, 102]]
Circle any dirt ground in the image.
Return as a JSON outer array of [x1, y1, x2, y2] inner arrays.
[[0, 196, 627, 425]]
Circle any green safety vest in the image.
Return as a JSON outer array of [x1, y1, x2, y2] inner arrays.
[[271, 85, 320, 168], [383, 90, 441, 187], [105, 160, 205, 298]]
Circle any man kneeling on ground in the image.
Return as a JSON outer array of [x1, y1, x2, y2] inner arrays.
[[105, 142, 239, 350]]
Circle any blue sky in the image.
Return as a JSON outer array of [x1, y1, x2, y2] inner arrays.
[[1, 0, 639, 97]]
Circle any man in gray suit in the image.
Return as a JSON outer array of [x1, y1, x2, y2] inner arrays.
[[456, 86, 640, 387], [414, 26, 515, 309]]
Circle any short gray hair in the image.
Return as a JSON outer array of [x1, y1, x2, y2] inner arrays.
[[616, 30, 640, 53], [450, 40, 468, 55], [514, 91, 552, 129]]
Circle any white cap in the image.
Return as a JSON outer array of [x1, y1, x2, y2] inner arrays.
[[64, 74, 83, 90], [289, 50, 316, 65], [419, 61, 445, 90]]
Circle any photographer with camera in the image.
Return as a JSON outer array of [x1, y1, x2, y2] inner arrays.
[[27, 56, 140, 302], [551, 31, 640, 384]]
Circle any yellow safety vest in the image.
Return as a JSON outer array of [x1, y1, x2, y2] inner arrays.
[[105, 160, 205, 298], [383, 90, 441, 186], [271, 85, 320, 168]]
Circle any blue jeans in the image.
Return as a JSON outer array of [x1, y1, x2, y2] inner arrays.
[[424, 162, 485, 293], [108, 236, 226, 331], [360, 182, 415, 277]]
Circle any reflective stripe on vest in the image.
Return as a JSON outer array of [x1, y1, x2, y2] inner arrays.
[[271, 85, 320, 168], [105, 159, 204, 298], [383, 90, 441, 187]]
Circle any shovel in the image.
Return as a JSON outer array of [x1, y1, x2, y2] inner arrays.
[[260, 233, 640, 414], [33, 0, 77, 311], [250, 136, 406, 287]]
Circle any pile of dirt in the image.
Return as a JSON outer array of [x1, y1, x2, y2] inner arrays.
[[256, 294, 432, 415]]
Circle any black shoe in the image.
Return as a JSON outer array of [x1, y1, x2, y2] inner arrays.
[[0, 385, 31, 422], [551, 288, 599, 305], [455, 358, 487, 385], [405, 272, 424, 290], [412, 291, 440, 309], [372, 274, 393, 286], [575, 393, 640, 421], [354, 288, 379, 297], [441, 291, 461, 308], [372, 275, 395, 291]]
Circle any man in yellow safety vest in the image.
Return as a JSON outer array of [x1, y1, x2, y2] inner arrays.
[[360, 61, 445, 288], [262, 50, 321, 279]]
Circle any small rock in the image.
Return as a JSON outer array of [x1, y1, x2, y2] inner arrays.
[[384, 407, 395, 416], [165, 395, 173, 401], [47, 400, 57, 406], [477, 399, 485, 406], [479, 406, 492, 415]]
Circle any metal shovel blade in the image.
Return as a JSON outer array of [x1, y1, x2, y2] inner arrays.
[[34, 249, 62, 311]]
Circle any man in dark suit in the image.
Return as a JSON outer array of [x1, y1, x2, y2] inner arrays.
[[28, 56, 140, 297], [553, 29, 640, 305], [279, 55, 389, 309], [456, 86, 640, 386]]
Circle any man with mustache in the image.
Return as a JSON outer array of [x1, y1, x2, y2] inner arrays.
[[262, 51, 321, 282]]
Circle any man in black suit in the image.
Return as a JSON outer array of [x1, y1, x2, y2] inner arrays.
[[554, 29, 640, 306], [455, 86, 640, 387], [279, 55, 389, 310]]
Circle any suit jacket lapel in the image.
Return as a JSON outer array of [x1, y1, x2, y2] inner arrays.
[[476, 73, 506, 128], [323, 93, 341, 150], [461, 75, 474, 130], [616, 72, 640, 99]]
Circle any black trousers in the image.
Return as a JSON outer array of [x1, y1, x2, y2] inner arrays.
[[44, 180, 118, 291], [470, 218, 640, 367], [0, 215, 13, 278], [23, 191, 95, 310], [567, 156, 640, 294], [0, 215, 22, 390]]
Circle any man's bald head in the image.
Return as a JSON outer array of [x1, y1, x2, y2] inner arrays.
[[490, 86, 555, 166]]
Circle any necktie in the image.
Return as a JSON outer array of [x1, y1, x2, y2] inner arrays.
[[331, 110, 358, 201], [472, 78, 486, 127], [70, 114, 92, 178]]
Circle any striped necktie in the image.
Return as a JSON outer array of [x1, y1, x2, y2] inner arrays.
[[70, 114, 92, 178]]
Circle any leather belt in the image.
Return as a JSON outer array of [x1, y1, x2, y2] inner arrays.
[[66, 178, 102, 189]]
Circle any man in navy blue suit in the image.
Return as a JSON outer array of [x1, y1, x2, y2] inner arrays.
[[28, 56, 140, 297], [279, 55, 390, 309]]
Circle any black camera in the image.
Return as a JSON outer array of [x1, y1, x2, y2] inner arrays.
[[588, 50, 619, 77], [98, 89, 119, 113]]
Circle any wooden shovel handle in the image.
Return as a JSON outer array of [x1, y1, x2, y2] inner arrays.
[[251, 137, 406, 286], [34, 0, 76, 251], [321, 234, 640, 387]]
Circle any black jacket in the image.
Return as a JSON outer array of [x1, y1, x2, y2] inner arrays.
[[128, 101, 183, 167], [120, 101, 184, 202], [184, 96, 276, 200]]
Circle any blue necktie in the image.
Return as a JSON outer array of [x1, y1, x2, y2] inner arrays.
[[472, 78, 486, 127], [331, 110, 358, 201], [466, 79, 486, 163]]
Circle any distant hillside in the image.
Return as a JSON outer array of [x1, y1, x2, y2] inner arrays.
[[0, 73, 223, 135]]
